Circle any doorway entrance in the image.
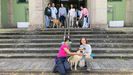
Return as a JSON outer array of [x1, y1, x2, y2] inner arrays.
[[49, 0, 87, 28], [51, 0, 86, 9]]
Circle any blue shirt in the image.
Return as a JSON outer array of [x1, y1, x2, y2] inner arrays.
[[51, 7, 57, 19], [58, 7, 67, 18]]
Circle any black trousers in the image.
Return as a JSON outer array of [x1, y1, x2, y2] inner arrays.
[[53, 57, 70, 75], [59, 16, 66, 27]]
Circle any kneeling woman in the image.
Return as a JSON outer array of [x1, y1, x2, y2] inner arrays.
[[54, 38, 82, 75], [79, 37, 92, 70]]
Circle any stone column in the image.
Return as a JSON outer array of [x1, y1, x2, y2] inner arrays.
[[125, 0, 133, 27], [29, 0, 44, 30], [8, 0, 14, 27], [0, 0, 1, 28], [87, 0, 108, 29]]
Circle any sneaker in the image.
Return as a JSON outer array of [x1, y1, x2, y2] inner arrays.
[[87, 68, 91, 71]]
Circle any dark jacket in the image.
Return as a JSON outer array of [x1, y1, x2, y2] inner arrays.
[[45, 7, 51, 17]]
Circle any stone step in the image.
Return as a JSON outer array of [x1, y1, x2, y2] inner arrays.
[[0, 34, 133, 39], [0, 28, 125, 32], [0, 48, 132, 51], [0, 39, 133, 43], [41, 28, 99, 31], [0, 31, 129, 35], [0, 29, 126, 32], [0, 72, 131, 75], [0, 53, 133, 58], [0, 58, 133, 75], [0, 43, 133, 48], [0, 32, 133, 37], [0, 48, 133, 54]]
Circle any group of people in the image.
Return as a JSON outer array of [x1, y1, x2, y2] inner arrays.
[[54, 37, 92, 75], [44, 3, 90, 28]]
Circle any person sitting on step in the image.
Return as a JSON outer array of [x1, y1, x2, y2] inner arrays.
[[79, 37, 93, 71]]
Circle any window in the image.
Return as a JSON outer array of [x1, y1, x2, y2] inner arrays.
[[17, 0, 28, 3]]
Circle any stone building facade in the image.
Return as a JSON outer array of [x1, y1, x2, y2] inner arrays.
[[0, 0, 133, 30]]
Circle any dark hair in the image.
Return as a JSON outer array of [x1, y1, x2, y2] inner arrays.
[[64, 38, 71, 42], [60, 3, 63, 6], [80, 5, 85, 8], [48, 3, 51, 6], [80, 37, 88, 45]]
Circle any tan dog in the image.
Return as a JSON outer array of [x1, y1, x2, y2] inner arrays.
[[51, 19, 62, 28], [68, 48, 85, 70]]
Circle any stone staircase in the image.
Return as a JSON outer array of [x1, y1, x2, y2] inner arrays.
[[0, 28, 133, 59], [0, 28, 133, 75]]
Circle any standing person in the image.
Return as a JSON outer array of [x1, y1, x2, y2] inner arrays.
[[79, 6, 89, 28], [51, 3, 58, 19], [53, 38, 82, 75], [68, 4, 76, 28], [77, 9, 81, 18], [80, 37, 92, 71], [58, 3, 67, 27], [44, 3, 51, 28]]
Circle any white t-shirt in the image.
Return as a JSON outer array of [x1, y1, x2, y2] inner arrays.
[[80, 44, 92, 55], [51, 7, 57, 19], [68, 8, 76, 17]]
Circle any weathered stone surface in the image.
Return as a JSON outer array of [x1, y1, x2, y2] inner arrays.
[[29, 0, 44, 30], [0, 59, 54, 71], [125, 0, 133, 27], [0, 59, 133, 74], [7, 0, 14, 26], [0, 0, 1, 28], [87, 0, 107, 29]]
